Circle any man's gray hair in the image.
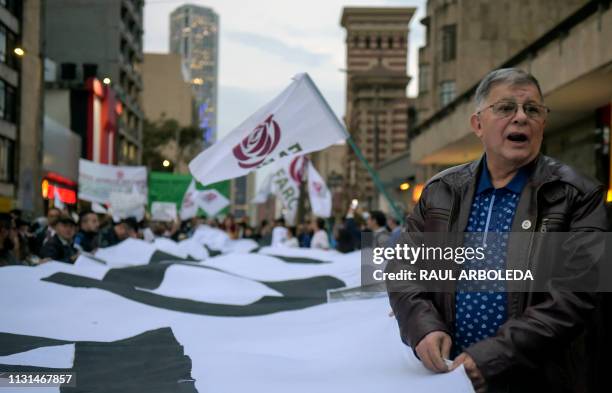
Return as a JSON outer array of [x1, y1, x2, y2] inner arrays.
[[474, 68, 543, 109]]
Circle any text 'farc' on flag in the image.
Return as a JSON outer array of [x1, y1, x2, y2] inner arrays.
[[188, 73, 349, 185]]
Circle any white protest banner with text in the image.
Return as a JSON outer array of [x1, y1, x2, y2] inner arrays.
[[79, 159, 147, 204]]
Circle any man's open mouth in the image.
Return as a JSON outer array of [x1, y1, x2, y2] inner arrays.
[[507, 132, 528, 142]]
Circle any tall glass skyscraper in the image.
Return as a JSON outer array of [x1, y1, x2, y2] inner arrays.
[[169, 4, 219, 146]]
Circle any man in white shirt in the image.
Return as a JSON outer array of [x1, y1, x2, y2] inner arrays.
[[271, 218, 289, 247], [310, 217, 329, 250]]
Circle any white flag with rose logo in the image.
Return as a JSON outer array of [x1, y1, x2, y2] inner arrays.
[[307, 161, 332, 218], [269, 156, 306, 225], [196, 189, 230, 217], [188, 73, 349, 185], [179, 179, 199, 220]]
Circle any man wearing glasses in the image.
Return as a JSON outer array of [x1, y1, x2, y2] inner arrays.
[[387, 68, 608, 392]]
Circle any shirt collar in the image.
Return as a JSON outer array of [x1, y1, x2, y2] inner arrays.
[[476, 156, 530, 195]]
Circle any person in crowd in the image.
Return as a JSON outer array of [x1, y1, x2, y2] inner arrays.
[[39, 214, 79, 264], [99, 217, 138, 248], [367, 210, 390, 248], [0, 213, 19, 266], [282, 227, 300, 248], [386, 68, 609, 392], [12, 218, 34, 264], [257, 219, 272, 246], [33, 207, 61, 254], [297, 223, 312, 248], [271, 218, 288, 247], [242, 225, 258, 240], [334, 218, 355, 253], [386, 215, 402, 246], [222, 215, 239, 239], [310, 217, 329, 250], [74, 210, 100, 252], [344, 207, 365, 250], [387, 215, 401, 234]]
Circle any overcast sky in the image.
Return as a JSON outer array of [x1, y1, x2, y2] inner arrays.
[[144, 0, 426, 139]]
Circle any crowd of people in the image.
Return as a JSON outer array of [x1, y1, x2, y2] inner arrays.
[[0, 206, 402, 267]]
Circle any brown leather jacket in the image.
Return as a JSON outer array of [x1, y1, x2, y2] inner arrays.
[[387, 154, 609, 393]]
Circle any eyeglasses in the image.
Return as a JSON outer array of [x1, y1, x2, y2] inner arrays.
[[477, 101, 550, 121]]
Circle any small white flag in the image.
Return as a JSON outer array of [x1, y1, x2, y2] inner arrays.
[[53, 187, 65, 210], [109, 189, 146, 221], [189, 73, 348, 185], [180, 179, 199, 221], [151, 202, 178, 222], [307, 161, 332, 218], [196, 189, 230, 217]]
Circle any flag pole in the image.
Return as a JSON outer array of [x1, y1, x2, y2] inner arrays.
[[346, 136, 404, 223], [300, 73, 403, 222]]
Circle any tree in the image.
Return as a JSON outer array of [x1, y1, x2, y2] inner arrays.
[[143, 118, 203, 172]]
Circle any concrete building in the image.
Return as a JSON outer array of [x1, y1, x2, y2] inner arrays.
[[142, 53, 194, 127], [169, 4, 219, 147], [0, 1, 45, 214], [340, 7, 416, 210], [45, 0, 144, 165], [410, 0, 612, 199], [141, 53, 199, 174], [415, 0, 587, 125]]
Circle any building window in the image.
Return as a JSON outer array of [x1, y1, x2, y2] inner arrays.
[[0, 0, 21, 17], [0, 24, 17, 69], [0, 79, 16, 122], [440, 80, 456, 107], [0, 135, 14, 182], [183, 37, 189, 56], [419, 65, 429, 93], [441, 24, 457, 62]]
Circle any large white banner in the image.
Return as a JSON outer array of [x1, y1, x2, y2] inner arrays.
[[78, 159, 147, 204], [189, 73, 349, 185]]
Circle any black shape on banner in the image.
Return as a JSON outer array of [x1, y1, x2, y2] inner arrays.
[[267, 255, 329, 264], [149, 250, 198, 264], [203, 246, 222, 257], [0, 327, 198, 393], [0, 332, 69, 356], [103, 263, 173, 289], [41, 262, 345, 316]]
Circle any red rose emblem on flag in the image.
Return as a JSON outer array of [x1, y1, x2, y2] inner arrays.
[[312, 181, 323, 194], [202, 192, 217, 202], [289, 156, 307, 184], [232, 114, 281, 169]]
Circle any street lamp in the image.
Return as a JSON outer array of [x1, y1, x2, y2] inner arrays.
[[14, 47, 25, 57], [162, 159, 170, 168], [103, 77, 111, 85]]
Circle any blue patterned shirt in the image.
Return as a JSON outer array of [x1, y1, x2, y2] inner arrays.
[[453, 159, 529, 354]]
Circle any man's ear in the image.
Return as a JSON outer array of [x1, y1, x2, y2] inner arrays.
[[470, 113, 483, 138]]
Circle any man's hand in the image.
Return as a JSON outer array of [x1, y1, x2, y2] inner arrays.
[[451, 352, 486, 393], [415, 331, 452, 373]]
